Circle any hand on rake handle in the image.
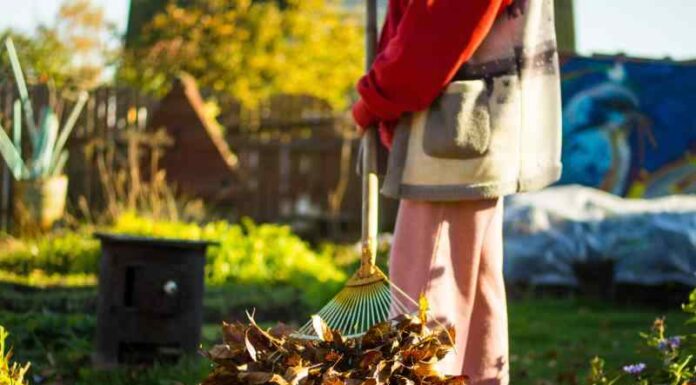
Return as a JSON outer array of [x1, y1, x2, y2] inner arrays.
[[356, 124, 370, 136], [352, 98, 378, 135]]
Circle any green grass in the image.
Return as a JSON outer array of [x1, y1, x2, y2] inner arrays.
[[508, 296, 692, 385], [1, 295, 691, 385]]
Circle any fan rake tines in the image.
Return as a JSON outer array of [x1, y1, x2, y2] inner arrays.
[[293, 268, 416, 340]]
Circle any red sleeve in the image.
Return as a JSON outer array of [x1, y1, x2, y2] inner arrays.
[[356, 0, 506, 123], [352, 98, 379, 128]]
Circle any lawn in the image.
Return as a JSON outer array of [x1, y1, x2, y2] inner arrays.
[[508, 296, 692, 385], [1, 294, 691, 385], [0, 217, 692, 384]]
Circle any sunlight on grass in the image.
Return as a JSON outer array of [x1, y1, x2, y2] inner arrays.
[[508, 297, 691, 385]]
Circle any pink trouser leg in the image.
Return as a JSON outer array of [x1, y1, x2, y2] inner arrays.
[[388, 198, 509, 385]]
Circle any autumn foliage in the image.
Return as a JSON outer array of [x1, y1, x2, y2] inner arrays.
[[119, 0, 364, 110], [201, 313, 467, 385]]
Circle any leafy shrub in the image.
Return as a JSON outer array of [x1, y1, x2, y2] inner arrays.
[[0, 214, 352, 315], [0, 270, 96, 288], [110, 212, 210, 240], [204, 284, 308, 324], [113, 213, 348, 310], [0, 232, 100, 275], [588, 289, 696, 385]]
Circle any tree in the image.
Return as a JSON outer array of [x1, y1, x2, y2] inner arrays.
[[0, 0, 116, 91], [118, 0, 364, 110], [0, 28, 71, 87], [55, 0, 117, 89]]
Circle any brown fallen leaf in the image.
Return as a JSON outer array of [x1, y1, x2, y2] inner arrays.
[[222, 322, 246, 345], [312, 314, 333, 342], [361, 321, 393, 348], [238, 371, 289, 385], [201, 367, 238, 385], [322, 374, 346, 385], [269, 323, 295, 339], [285, 352, 303, 367], [202, 313, 461, 385], [244, 331, 258, 362], [284, 365, 309, 385], [359, 350, 383, 370], [322, 367, 347, 385], [393, 376, 414, 385], [411, 362, 441, 380], [324, 350, 342, 363], [206, 344, 236, 361]]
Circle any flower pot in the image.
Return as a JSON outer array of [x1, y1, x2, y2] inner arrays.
[[12, 175, 68, 232]]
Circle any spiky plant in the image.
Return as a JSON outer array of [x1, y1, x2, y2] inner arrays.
[[0, 326, 30, 385], [0, 37, 88, 181]]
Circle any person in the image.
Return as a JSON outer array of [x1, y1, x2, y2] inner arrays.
[[351, 0, 563, 384]]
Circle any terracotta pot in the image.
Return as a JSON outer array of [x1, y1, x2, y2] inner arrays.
[[12, 175, 68, 231]]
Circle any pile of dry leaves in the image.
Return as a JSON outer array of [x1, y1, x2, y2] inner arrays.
[[201, 311, 466, 385]]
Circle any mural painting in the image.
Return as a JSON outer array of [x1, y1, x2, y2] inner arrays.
[[558, 55, 696, 197]]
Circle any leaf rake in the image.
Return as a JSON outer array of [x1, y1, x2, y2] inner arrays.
[[292, 0, 420, 340]]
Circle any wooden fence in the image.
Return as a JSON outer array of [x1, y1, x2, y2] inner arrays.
[[0, 83, 398, 238], [0, 83, 158, 232]]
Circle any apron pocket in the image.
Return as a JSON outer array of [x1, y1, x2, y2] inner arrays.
[[422, 79, 491, 159]]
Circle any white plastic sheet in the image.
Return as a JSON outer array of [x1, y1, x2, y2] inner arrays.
[[503, 185, 696, 287]]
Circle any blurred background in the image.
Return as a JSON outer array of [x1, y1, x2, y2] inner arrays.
[[0, 1, 693, 385]]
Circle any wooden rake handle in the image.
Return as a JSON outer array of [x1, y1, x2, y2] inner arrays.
[[359, 0, 380, 277]]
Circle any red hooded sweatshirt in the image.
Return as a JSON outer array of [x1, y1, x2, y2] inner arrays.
[[352, 0, 512, 149]]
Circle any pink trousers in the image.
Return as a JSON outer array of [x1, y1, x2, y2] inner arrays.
[[389, 198, 509, 385]]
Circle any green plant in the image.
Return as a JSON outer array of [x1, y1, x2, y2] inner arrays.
[[683, 290, 696, 324], [0, 270, 96, 289], [0, 37, 88, 181], [112, 213, 348, 310], [0, 28, 71, 88], [0, 326, 30, 385], [0, 313, 93, 383], [588, 289, 696, 385], [0, 231, 100, 276], [0, 214, 350, 313], [0, 214, 356, 322]]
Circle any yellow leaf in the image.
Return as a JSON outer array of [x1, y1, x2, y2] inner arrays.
[[419, 292, 429, 326]]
